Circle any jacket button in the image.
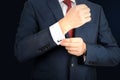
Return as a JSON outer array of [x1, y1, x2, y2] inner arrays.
[[57, 40, 62, 42], [71, 63, 74, 67]]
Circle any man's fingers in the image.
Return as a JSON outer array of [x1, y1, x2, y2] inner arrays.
[[60, 38, 83, 47], [61, 41, 78, 47], [61, 38, 83, 43], [60, 37, 86, 56], [65, 46, 81, 51]]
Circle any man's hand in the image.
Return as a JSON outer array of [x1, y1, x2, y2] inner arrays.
[[59, 4, 91, 35], [60, 37, 86, 56]]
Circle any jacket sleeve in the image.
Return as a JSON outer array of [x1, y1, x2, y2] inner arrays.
[[85, 6, 120, 66], [15, 1, 57, 62]]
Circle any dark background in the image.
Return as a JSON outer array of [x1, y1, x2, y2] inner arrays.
[[1, 0, 120, 80]]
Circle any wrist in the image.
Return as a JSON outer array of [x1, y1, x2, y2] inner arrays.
[[59, 18, 71, 35]]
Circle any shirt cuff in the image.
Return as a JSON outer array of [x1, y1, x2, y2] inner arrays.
[[49, 22, 65, 45]]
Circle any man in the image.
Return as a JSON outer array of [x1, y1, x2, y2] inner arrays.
[[15, 0, 120, 80]]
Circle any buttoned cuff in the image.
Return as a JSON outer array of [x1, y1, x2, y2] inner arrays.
[[49, 22, 65, 45]]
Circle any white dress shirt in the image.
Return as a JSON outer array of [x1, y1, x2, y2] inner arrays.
[[49, 0, 76, 45], [49, 0, 86, 61]]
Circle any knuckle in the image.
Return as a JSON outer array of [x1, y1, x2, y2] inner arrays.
[[87, 8, 90, 12], [65, 47, 68, 50], [68, 50, 72, 54], [88, 17, 91, 22], [79, 37, 83, 41], [82, 4, 87, 7], [67, 50, 70, 53], [89, 17, 92, 21], [89, 13, 91, 16]]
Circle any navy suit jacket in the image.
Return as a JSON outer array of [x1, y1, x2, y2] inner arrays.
[[15, 0, 120, 80]]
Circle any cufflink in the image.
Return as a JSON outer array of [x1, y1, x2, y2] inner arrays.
[[57, 40, 62, 42]]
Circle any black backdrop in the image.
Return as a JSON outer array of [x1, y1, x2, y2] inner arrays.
[[1, 0, 120, 80]]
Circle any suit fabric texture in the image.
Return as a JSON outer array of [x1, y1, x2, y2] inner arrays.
[[15, 0, 120, 80]]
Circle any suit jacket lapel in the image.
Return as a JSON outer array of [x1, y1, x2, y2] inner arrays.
[[47, 0, 64, 21], [47, 0, 87, 23], [47, 0, 88, 39]]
